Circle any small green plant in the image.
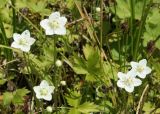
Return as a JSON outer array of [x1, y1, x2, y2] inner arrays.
[[0, 0, 160, 113]]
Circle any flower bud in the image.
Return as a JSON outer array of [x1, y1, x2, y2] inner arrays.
[[46, 106, 53, 113], [96, 7, 101, 12], [60, 81, 66, 86], [56, 60, 62, 67]]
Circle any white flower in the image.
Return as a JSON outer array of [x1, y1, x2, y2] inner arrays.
[[33, 80, 55, 101], [11, 30, 36, 52], [46, 106, 53, 112], [40, 12, 67, 35], [130, 59, 151, 79], [60, 81, 66, 86], [55, 60, 62, 67], [117, 71, 142, 93]]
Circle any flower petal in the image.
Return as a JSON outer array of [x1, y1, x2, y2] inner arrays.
[[49, 12, 60, 21], [27, 37, 36, 45], [21, 30, 30, 38], [58, 17, 67, 26], [137, 72, 146, 79], [20, 45, 30, 52], [139, 59, 147, 66], [54, 27, 66, 35], [13, 33, 21, 41], [45, 28, 55, 35], [40, 19, 50, 30], [125, 85, 134, 93], [144, 67, 151, 75], [133, 78, 142, 87], [43, 94, 52, 101], [40, 80, 49, 87], [11, 42, 20, 49], [117, 80, 125, 88], [33, 86, 40, 93], [130, 61, 138, 68], [36, 93, 42, 99], [47, 86, 55, 94], [117, 72, 126, 80], [127, 70, 137, 77], [33, 87, 43, 99]]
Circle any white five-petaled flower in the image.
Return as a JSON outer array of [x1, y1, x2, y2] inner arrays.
[[33, 80, 55, 101], [40, 12, 67, 35], [130, 59, 151, 79], [11, 30, 36, 52], [117, 71, 142, 93]]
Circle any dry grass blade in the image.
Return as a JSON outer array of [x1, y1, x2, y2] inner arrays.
[[136, 84, 149, 114], [74, 1, 96, 43]]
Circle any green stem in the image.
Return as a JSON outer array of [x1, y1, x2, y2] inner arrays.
[[23, 52, 34, 87], [10, 4, 45, 40], [53, 36, 58, 113], [11, 0, 16, 33], [130, 0, 135, 57], [0, 44, 20, 52], [134, 0, 152, 60], [0, 18, 12, 61], [124, 33, 128, 72], [100, 0, 103, 65], [114, 1, 122, 69]]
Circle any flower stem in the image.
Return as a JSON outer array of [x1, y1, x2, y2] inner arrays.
[[53, 36, 58, 113]]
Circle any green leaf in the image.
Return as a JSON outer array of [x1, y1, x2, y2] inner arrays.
[[66, 0, 75, 10], [155, 108, 160, 113], [15, 88, 30, 97], [72, 45, 102, 81], [103, 62, 118, 81], [72, 65, 88, 74], [83, 44, 95, 60], [29, 1, 50, 15], [0, 70, 5, 79], [134, 1, 143, 20], [68, 108, 81, 114], [12, 88, 30, 105], [65, 90, 81, 107], [147, 8, 160, 25], [0, 0, 7, 8], [72, 55, 88, 74], [42, 44, 55, 63], [143, 8, 160, 49], [3, 92, 13, 106], [143, 102, 155, 114], [85, 74, 97, 82], [87, 49, 99, 69], [65, 96, 80, 107], [0, 7, 12, 23], [111, 0, 130, 19], [153, 0, 160, 3], [15, 0, 28, 8], [78, 102, 99, 113], [0, 79, 7, 85]]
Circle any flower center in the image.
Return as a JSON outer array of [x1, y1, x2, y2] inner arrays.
[[136, 66, 144, 73], [40, 88, 48, 96], [18, 38, 27, 46], [124, 77, 133, 86], [49, 20, 59, 29]]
